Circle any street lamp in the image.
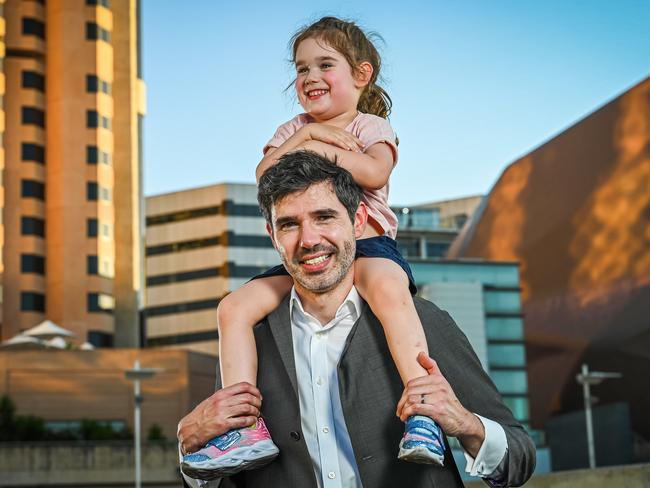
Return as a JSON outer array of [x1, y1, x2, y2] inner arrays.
[[125, 360, 161, 488], [575, 363, 622, 469]]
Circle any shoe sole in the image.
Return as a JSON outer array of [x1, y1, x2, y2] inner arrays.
[[398, 445, 445, 466], [182, 440, 280, 480]]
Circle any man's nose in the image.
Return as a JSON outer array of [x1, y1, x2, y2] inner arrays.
[[299, 222, 321, 248]]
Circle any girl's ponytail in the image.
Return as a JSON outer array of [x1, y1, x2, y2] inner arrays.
[[358, 83, 392, 119]]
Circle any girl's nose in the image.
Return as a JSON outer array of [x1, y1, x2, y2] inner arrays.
[[305, 68, 319, 84]]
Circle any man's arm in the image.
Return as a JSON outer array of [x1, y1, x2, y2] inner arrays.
[[401, 300, 536, 486], [178, 382, 262, 487]]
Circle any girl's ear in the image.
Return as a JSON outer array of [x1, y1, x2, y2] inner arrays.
[[355, 61, 374, 88]]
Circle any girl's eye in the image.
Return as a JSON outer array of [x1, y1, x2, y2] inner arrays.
[[296, 66, 308, 75], [320, 63, 332, 70]]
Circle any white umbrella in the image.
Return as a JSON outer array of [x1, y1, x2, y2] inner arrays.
[[1, 335, 47, 350], [22, 320, 75, 339], [45, 336, 67, 349]]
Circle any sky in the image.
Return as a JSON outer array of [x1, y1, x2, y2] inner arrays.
[[141, 1, 649, 205]]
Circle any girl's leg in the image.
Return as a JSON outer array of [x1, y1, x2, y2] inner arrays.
[[354, 258, 427, 385], [217, 275, 293, 387]]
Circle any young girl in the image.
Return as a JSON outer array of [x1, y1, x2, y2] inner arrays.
[[182, 16, 445, 478]]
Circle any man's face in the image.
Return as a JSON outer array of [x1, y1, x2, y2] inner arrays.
[[267, 182, 366, 294]]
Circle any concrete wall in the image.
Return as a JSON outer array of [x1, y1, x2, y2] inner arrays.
[[0, 441, 180, 487], [466, 463, 650, 488]]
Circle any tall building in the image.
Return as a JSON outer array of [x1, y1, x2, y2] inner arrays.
[[0, 0, 145, 347], [448, 77, 650, 456], [145, 183, 278, 355]]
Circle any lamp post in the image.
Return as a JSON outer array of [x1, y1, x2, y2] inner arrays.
[[575, 363, 622, 469], [125, 360, 161, 488]]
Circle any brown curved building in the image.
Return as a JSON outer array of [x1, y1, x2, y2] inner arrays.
[[449, 77, 650, 443]]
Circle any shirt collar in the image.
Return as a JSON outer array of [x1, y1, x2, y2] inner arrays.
[[290, 285, 362, 327]]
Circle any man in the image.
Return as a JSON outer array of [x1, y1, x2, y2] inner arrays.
[[178, 151, 536, 487]]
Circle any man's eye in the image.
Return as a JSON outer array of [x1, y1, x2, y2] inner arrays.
[[280, 222, 297, 230], [317, 215, 333, 222]]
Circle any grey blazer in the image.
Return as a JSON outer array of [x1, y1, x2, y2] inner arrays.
[[208, 296, 535, 487]]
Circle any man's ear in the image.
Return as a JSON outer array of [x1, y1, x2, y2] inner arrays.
[[266, 222, 277, 250], [354, 202, 368, 238], [355, 62, 374, 88]]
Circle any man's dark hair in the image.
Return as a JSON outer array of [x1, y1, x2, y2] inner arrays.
[[258, 151, 363, 224]]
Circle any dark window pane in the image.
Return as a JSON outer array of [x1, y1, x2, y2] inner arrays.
[[87, 146, 98, 164], [21, 292, 45, 312], [87, 330, 113, 348], [22, 18, 45, 39], [396, 237, 420, 258], [146, 205, 220, 226], [22, 71, 45, 91], [88, 293, 114, 314], [86, 74, 98, 92], [22, 107, 45, 127], [87, 218, 98, 237], [87, 255, 98, 274], [425, 242, 449, 258], [86, 110, 99, 128], [21, 217, 45, 237], [21, 254, 45, 274], [21, 180, 45, 200], [22, 143, 45, 164], [87, 182, 98, 200], [86, 22, 99, 40]]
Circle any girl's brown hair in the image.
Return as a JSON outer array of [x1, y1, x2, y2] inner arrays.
[[290, 16, 392, 119]]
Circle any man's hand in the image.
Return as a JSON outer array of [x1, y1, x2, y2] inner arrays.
[[396, 352, 486, 457], [177, 382, 262, 455]]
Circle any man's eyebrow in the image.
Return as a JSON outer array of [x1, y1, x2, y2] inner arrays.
[[311, 208, 339, 217], [274, 216, 297, 227]]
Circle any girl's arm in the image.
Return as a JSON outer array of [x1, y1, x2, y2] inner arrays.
[[256, 124, 364, 182], [299, 139, 394, 190]]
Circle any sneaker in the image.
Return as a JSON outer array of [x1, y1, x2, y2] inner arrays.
[[181, 417, 279, 480], [397, 415, 445, 465]]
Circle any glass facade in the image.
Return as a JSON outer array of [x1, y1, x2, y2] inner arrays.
[[410, 259, 538, 442]]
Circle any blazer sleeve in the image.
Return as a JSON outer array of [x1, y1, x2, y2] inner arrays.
[[414, 297, 536, 487]]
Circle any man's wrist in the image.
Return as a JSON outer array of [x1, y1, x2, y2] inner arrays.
[[457, 412, 486, 457]]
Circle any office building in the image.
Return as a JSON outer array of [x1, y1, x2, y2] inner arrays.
[[449, 76, 650, 456], [0, 0, 145, 347]]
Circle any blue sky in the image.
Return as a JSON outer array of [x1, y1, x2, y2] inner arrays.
[[142, 1, 649, 204]]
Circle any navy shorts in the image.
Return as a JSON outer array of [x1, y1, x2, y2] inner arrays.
[[250, 235, 417, 295]]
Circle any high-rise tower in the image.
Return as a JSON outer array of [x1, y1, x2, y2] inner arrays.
[[0, 0, 145, 347]]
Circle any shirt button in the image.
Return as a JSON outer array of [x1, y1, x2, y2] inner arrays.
[[328, 472, 336, 479], [290, 431, 301, 441], [322, 427, 329, 434], [316, 377, 323, 386]]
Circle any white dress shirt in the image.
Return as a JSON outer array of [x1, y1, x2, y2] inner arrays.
[[289, 286, 508, 487]]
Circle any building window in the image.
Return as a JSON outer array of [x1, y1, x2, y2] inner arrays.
[[87, 146, 98, 164], [22, 107, 45, 127], [397, 237, 420, 258], [87, 255, 98, 275], [86, 0, 111, 7], [487, 344, 526, 368], [22, 143, 45, 164], [21, 254, 45, 275], [491, 370, 528, 395], [22, 71, 45, 91], [22, 18, 45, 40], [425, 242, 449, 258], [85, 22, 111, 43], [87, 218, 98, 237], [87, 330, 114, 348], [100, 186, 111, 201], [88, 292, 114, 314], [87, 182, 98, 200], [21, 217, 45, 237], [86, 74, 111, 95], [87, 111, 111, 130], [101, 223, 110, 237], [21, 292, 45, 312], [21, 180, 45, 200]]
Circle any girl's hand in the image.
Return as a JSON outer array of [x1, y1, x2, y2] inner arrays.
[[305, 123, 364, 152]]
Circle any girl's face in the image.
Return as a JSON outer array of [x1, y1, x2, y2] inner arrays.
[[294, 38, 366, 122]]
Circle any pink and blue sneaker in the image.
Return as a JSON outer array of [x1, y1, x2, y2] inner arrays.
[[397, 415, 445, 465], [181, 417, 279, 480]]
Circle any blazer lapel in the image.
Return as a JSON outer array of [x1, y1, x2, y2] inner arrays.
[[267, 295, 299, 397]]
